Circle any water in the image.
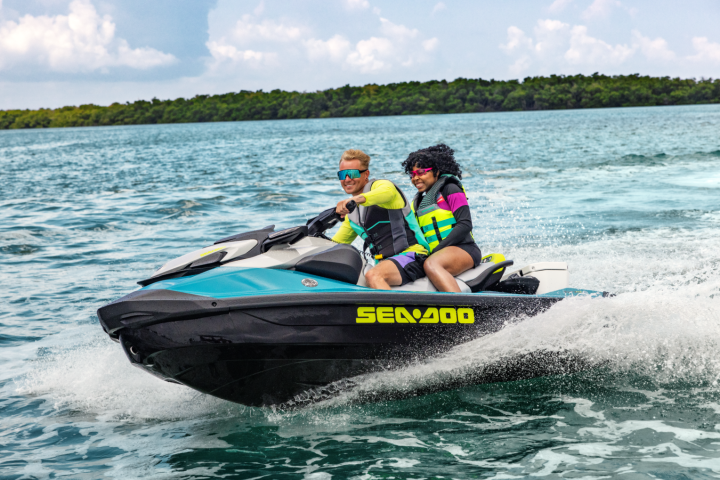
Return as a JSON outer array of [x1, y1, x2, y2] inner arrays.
[[2, 105, 720, 478]]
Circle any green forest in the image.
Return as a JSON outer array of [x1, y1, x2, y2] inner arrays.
[[2, 74, 719, 129]]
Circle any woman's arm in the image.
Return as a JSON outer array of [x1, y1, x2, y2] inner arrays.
[[433, 184, 473, 252]]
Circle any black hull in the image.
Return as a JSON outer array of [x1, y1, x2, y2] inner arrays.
[[99, 289, 564, 406]]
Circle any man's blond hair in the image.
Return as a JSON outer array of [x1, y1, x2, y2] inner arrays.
[[340, 149, 370, 169]]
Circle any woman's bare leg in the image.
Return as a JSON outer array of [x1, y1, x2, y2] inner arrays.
[[423, 246, 475, 292]]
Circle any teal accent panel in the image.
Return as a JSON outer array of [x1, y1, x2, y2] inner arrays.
[[365, 220, 390, 231], [145, 267, 371, 299], [469, 288, 605, 298], [537, 288, 607, 298], [144, 267, 605, 300], [405, 212, 430, 251], [348, 218, 367, 240], [435, 218, 457, 229], [421, 217, 456, 233]]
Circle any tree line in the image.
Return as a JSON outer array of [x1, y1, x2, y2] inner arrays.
[[2, 74, 719, 130]]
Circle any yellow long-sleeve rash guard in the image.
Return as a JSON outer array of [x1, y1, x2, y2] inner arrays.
[[331, 180, 428, 256]]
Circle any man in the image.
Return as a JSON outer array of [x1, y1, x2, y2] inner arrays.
[[332, 149, 430, 290]]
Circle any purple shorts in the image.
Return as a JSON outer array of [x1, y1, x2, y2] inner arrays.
[[386, 251, 427, 286]]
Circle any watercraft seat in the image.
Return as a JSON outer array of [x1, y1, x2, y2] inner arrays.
[[392, 276, 472, 293], [455, 260, 514, 293], [294, 244, 363, 284], [386, 260, 513, 293]]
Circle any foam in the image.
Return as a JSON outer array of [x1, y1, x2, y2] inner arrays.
[[315, 284, 719, 406], [309, 225, 720, 406], [16, 329, 242, 421]]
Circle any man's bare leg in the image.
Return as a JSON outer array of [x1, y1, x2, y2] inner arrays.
[[365, 260, 403, 290]]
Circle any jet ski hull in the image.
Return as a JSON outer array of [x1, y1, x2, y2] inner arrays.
[[99, 228, 606, 406], [100, 288, 567, 406]]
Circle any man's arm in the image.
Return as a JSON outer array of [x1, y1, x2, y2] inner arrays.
[[361, 180, 401, 207], [336, 180, 402, 215], [331, 216, 358, 244]]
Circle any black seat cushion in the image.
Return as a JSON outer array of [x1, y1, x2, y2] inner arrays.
[[294, 244, 363, 284]]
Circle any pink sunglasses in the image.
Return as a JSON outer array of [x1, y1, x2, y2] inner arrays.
[[410, 167, 433, 178]]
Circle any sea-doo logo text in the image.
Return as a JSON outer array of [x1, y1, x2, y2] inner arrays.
[[355, 306, 475, 324]]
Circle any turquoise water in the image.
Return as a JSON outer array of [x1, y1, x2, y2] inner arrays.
[[2, 105, 720, 478]]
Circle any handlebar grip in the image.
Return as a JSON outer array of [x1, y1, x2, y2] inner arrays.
[[346, 200, 357, 213]]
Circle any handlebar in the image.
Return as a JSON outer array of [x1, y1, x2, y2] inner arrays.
[[306, 199, 358, 237]]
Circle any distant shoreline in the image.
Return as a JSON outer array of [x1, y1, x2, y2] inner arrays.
[[2, 74, 719, 130]]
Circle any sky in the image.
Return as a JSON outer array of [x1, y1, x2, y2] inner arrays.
[[0, 0, 719, 109]]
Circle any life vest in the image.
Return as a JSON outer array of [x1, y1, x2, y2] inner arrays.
[[347, 179, 429, 261], [412, 175, 470, 253]]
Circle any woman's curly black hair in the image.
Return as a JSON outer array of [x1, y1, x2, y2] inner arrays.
[[401, 144, 462, 179]]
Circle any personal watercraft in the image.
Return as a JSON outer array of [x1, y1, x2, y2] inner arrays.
[[98, 203, 607, 406]]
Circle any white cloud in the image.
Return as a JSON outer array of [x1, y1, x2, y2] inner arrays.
[[533, 19, 571, 56], [632, 30, 675, 61], [305, 35, 351, 62], [422, 38, 439, 52], [501, 20, 686, 75], [339, 18, 432, 72], [582, 0, 638, 19], [501, 20, 571, 58], [500, 26, 534, 54], [345, 0, 370, 10], [548, 0, 574, 12], [0, 0, 175, 73], [501, 19, 640, 74], [206, 41, 272, 65], [205, 14, 306, 70], [508, 55, 532, 76], [688, 37, 720, 63], [581, 0, 622, 19], [344, 17, 435, 71], [253, 1, 265, 16], [565, 25, 633, 65], [346, 36, 394, 72], [432, 2, 447, 15], [379, 17, 418, 40], [202, 9, 436, 81], [232, 15, 306, 44]]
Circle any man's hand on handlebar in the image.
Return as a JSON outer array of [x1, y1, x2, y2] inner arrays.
[[336, 196, 365, 217]]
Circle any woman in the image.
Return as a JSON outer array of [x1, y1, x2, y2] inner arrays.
[[402, 144, 483, 292]]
